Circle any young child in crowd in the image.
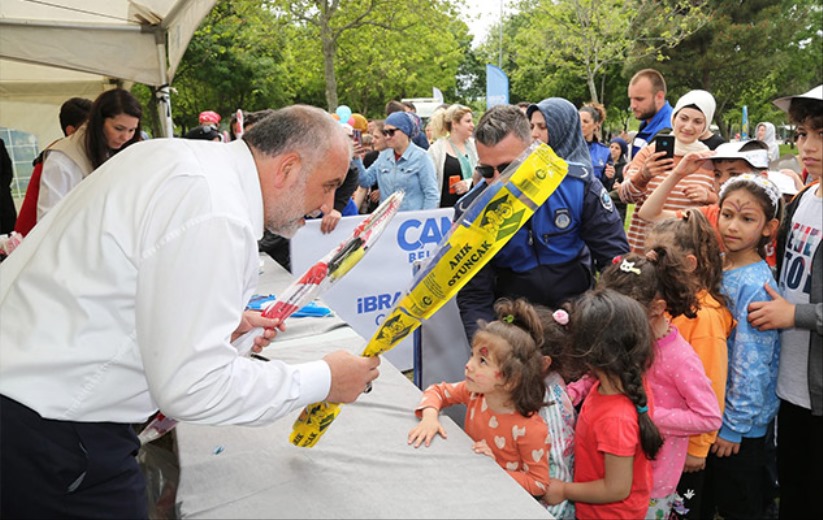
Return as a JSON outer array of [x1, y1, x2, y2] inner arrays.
[[700, 173, 782, 520], [537, 306, 577, 520], [544, 289, 663, 519], [644, 210, 734, 519], [748, 85, 822, 520], [408, 298, 550, 497], [636, 139, 770, 257], [599, 252, 722, 519]]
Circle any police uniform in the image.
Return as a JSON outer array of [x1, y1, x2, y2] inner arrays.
[[454, 164, 629, 341]]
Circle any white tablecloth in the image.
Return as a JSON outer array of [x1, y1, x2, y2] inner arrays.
[[174, 256, 553, 519]]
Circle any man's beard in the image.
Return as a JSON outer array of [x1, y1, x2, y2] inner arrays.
[[266, 175, 308, 239], [636, 105, 657, 121]]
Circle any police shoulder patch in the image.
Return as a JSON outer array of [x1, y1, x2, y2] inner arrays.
[[600, 188, 614, 212]]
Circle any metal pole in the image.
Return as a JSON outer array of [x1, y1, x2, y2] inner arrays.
[[498, 0, 503, 69]]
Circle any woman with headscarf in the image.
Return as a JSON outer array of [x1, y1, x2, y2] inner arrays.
[[756, 121, 781, 163], [426, 104, 478, 207], [355, 111, 438, 211], [607, 136, 630, 223], [619, 89, 717, 253]]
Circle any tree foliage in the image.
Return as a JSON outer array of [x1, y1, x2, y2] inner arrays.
[[629, 0, 822, 138]]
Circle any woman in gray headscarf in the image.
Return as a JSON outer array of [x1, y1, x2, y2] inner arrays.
[[526, 97, 594, 169], [756, 121, 781, 163]]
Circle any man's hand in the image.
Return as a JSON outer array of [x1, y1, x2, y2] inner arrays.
[[748, 283, 795, 331], [323, 350, 380, 403], [231, 310, 284, 353], [320, 209, 342, 234]]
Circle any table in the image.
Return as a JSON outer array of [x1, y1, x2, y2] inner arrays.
[[174, 256, 553, 519]]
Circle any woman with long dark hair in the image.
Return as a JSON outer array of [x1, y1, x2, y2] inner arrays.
[[37, 88, 142, 219]]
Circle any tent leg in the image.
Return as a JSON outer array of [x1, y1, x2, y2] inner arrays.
[[154, 85, 174, 138]]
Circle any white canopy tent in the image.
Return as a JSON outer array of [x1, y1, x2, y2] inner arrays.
[[0, 0, 217, 147]]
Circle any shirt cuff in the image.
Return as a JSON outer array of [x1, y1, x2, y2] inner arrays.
[[295, 359, 332, 405], [718, 424, 742, 444]]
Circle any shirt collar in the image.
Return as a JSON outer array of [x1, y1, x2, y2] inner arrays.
[[229, 139, 265, 239]]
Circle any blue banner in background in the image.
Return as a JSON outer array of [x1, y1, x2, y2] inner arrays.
[[741, 105, 749, 140], [486, 64, 509, 110]]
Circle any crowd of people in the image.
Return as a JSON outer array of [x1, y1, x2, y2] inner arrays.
[[0, 71, 819, 520]]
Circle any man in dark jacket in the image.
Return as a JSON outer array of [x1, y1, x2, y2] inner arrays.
[[455, 104, 629, 341]]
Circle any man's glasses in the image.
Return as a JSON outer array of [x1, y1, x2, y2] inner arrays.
[[475, 162, 512, 179], [382, 128, 400, 137]]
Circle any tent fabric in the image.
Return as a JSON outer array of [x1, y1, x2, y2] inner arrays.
[[0, 0, 217, 145]]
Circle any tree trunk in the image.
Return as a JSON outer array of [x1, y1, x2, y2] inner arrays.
[[586, 72, 599, 104], [322, 26, 338, 112]]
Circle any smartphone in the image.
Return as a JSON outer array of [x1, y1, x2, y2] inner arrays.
[[352, 129, 362, 147], [654, 134, 675, 160]]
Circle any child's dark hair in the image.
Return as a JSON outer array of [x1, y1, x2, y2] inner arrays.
[[599, 250, 699, 320], [648, 209, 727, 309], [535, 304, 576, 381], [718, 173, 783, 258], [567, 289, 664, 460], [474, 298, 547, 417], [789, 97, 823, 130]]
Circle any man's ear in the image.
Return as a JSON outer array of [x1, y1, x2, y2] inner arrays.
[[273, 152, 301, 188]]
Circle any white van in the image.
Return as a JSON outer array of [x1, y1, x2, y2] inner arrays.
[[401, 97, 444, 120]]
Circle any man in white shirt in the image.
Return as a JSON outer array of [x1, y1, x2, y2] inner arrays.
[[0, 105, 380, 518]]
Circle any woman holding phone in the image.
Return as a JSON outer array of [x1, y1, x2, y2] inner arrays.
[[618, 89, 718, 253]]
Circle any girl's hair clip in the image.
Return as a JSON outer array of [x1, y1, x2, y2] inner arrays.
[[612, 255, 622, 265], [552, 309, 569, 326], [619, 258, 642, 275], [636, 404, 649, 414], [502, 314, 514, 324]]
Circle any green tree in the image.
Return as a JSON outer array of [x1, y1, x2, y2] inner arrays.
[[629, 0, 822, 139], [280, 0, 469, 117], [509, 0, 708, 105], [156, 0, 299, 135]]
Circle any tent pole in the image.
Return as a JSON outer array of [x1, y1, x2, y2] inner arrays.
[[153, 30, 174, 137]]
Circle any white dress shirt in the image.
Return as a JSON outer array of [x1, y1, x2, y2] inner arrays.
[[0, 138, 331, 423]]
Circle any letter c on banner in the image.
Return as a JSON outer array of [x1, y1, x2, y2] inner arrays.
[[397, 220, 422, 250]]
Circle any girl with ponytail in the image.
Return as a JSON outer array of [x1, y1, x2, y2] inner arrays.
[[599, 251, 722, 519]]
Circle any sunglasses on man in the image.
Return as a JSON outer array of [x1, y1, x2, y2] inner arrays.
[[475, 162, 512, 179]]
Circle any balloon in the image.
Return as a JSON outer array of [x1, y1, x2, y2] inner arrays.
[[347, 116, 356, 126], [351, 113, 368, 132], [331, 113, 340, 121], [335, 105, 352, 124]]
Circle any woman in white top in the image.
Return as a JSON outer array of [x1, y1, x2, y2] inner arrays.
[[37, 88, 142, 220], [426, 104, 478, 207], [755, 121, 781, 163]]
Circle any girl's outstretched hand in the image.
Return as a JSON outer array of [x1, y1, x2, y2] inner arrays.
[[472, 438, 494, 458], [408, 408, 447, 448]]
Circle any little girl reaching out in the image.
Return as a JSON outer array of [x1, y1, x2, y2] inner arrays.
[[408, 298, 550, 497], [545, 289, 663, 519]]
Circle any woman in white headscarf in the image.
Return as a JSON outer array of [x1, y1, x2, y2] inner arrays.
[[619, 89, 718, 252], [756, 121, 781, 163]]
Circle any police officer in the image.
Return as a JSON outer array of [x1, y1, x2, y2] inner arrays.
[[455, 102, 629, 341]]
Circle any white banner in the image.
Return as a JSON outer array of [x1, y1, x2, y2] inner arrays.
[[291, 208, 454, 370]]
